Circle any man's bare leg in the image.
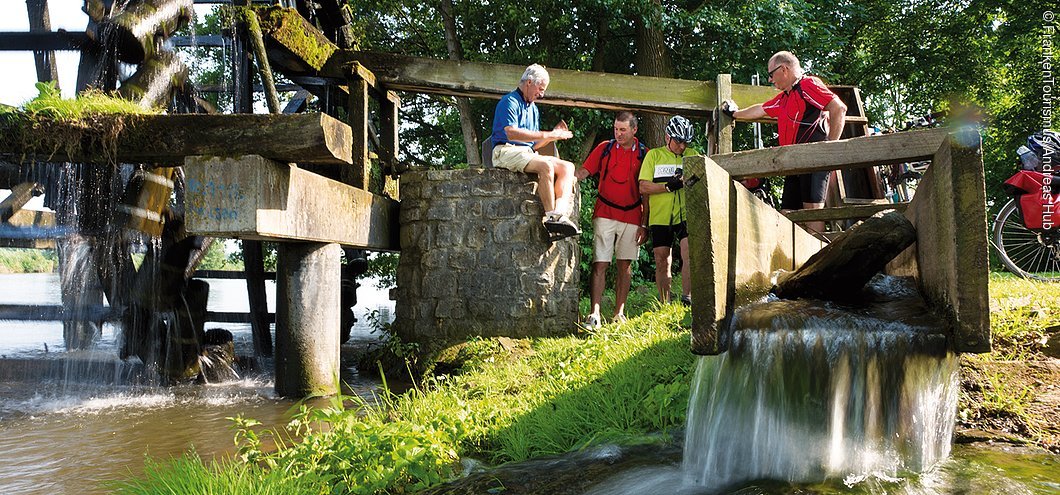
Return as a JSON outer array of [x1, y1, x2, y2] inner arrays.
[[552, 158, 575, 214], [524, 158, 557, 213], [590, 261, 608, 319], [802, 201, 826, 235], [679, 237, 691, 300], [615, 259, 632, 318], [653, 246, 672, 303]]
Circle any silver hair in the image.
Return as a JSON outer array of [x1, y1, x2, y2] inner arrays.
[[769, 51, 803, 76], [520, 64, 550, 85]]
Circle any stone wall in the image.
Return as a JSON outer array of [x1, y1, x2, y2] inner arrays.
[[392, 168, 579, 347]]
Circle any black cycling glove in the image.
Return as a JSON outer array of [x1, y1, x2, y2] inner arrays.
[[665, 176, 684, 192]]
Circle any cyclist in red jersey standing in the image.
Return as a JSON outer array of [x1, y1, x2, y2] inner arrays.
[[574, 112, 648, 328], [721, 51, 847, 235]]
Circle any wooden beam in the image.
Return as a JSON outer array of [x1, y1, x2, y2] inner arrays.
[[0, 182, 43, 222], [379, 90, 399, 172], [713, 73, 733, 155], [0, 112, 353, 166], [255, 6, 336, 74], [194, 269, 276, 280], [242, 239, 273, 357], [0, 208, 56, 248], [345, 75, 371, 189], [322, 51, 778, 117], [26, 0, 58, 83], [684, 155, 825, 355], [183, 155, 399, 250], [0, 31, 90, 51], [783, 203, 908, 223], [711, 128, 949, 179], [886, 136, 990, 353]]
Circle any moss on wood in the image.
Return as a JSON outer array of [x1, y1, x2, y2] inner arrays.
[[253, 6, 337, 71]]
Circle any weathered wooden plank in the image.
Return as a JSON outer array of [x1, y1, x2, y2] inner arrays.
[[783, 202, 908, 223], [0, 31, 89, 51], [242, 239, 273, 357], [183, 155, 399, 250], [711, 128, 949, 179], [0, 113, 352, 166], [886, 136, 990, 353], [323, 51, 778, 117], [26, 0, 58, 83], [0, 182, 43, 222], [255, 6, 336, 74], [775, 210, 916, 301], [713, 73, 733, 155], [684, 155, 824, 355], [345, 74, 371, 189], [194, 269, 276, 280], [0, 208, 56, 249]]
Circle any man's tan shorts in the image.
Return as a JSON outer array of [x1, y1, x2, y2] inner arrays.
[[593, 217, 640, 262], [493, 144, 538, 172]]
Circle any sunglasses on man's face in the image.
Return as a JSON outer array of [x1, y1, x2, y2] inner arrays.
[[767, 65, 784, 79]]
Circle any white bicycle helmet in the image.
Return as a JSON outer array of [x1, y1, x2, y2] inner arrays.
[[666, 115, 695, 142]]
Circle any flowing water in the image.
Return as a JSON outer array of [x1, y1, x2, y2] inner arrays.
[[582, 278, 1056, 494], [431, 277, 1058, 495], [0, 272, 392, 494], [682, 299, 957, 491]]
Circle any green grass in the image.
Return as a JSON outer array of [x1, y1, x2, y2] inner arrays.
[[0, 248, 57, 274], [117, 272, 1060, 493], [985, 272, 1060, 360], [114, 301, 695, 495], [107, 453, 326, 495]]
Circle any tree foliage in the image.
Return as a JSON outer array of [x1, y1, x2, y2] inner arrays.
[[345, 0, 1050, 287]]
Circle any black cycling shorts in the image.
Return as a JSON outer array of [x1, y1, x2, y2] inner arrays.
[[649, 221, 688, 249], [781, 171, 831, 210]]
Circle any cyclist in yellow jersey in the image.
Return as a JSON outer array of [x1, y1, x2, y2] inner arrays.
[[638, 116, 699, 305]]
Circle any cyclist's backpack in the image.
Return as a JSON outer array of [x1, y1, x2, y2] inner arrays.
[[595, 139, 648, 211]]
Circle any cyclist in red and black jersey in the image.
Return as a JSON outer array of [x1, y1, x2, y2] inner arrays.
[[721, 51, 847, 235]]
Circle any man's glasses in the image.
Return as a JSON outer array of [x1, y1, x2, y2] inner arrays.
[[767, 65, 784, 79]]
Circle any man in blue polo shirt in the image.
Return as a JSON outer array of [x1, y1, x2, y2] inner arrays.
[[491, 64, 579, 238]]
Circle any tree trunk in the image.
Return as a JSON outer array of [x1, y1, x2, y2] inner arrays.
[[575, 15, 613, 164], [439, 0, 481, 167], [634, 0, 674, 148]]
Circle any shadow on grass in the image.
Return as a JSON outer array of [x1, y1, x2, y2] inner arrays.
[[424, 311, 697, 494]]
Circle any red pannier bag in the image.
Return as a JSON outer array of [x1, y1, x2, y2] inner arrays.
[[1004, 170, 1060, 230]]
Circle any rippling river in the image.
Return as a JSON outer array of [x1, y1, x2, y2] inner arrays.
[[0, 273, 391, 494]]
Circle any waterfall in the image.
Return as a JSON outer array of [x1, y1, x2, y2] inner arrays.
[[681, 289, 958, 492]]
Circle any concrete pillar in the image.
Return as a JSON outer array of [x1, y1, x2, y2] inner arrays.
[[275, 242, 342, 397]]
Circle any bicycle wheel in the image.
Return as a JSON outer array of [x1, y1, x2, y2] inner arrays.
[[993, 198, 1060, 281]]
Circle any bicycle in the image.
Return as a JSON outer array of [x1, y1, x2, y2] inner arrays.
[[991, 199, 1060, 281], [991, 130, 1060, 281], [874, 112, 945, 203]]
